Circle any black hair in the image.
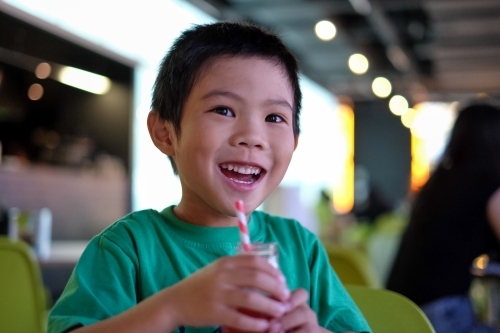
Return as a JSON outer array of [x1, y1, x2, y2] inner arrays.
[[412, 103, 500, 211], [151, 21, 302, 174], [441, 103, 500, 170]]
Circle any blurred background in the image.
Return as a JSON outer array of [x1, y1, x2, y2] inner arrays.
[[1, 0, 499, 305]]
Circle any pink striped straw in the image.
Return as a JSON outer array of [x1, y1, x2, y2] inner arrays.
[[235, 200, 251, 252]]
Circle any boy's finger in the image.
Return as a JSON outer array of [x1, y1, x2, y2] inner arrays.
[[224, 287, 288, 318], [227, 269, 289, 301], [279, 304, 316, 332], [286, 288, 309, 309], [222, 307, 271, 332]]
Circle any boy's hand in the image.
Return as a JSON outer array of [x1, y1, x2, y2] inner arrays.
[[271, 288, 322, 333], [165, 254, 290, 331]]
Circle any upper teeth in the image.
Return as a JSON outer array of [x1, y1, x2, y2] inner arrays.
[[220, 163, 262, 175]]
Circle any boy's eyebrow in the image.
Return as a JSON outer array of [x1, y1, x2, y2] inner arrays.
[[263, 99, 293, 113], [202, 90, 293, 112], [202, 90, 243, 102]]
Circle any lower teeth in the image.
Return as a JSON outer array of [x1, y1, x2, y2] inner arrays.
[[231, 178, 253, 184]]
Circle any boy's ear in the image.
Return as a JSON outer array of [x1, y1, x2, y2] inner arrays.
[[147, 111, 177, 156], [294, 135, 299, 151]]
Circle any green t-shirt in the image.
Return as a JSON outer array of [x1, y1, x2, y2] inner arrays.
[[48, 206, 370, 333]]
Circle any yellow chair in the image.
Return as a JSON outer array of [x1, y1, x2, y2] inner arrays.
[[0, 237, 47, 333], [324, 244, 381, 288], [346, 285, 435, 333]]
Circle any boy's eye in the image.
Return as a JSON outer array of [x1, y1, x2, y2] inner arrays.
[[265, 114, 285, 123], [213, 107, 234, 117]]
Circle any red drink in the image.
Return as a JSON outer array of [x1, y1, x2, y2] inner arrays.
[[222, 243, 280, 333]]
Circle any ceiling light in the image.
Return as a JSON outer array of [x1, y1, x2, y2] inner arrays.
[[401, 108, 417, 128], [315, 20, 337, 41], [348, 54, 369, 75], [372, 77, 392, 98], [389, 95, 408, 115], [57, 66, 111, 94], [28, 83, 44, 100], [35, 62, 51, 79]]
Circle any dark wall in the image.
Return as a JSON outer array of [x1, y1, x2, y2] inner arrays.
[[0, 11, 132, 84], [0, 10, 134, 170], [354, 100, 411, 208]]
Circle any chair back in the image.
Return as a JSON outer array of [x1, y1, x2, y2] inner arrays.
[[324, 244, 381, 288], [0, 237, 47, 333], [346, 285, 435, 333]]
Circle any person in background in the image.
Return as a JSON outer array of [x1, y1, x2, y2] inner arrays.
[[47, 22, 370, 333], [387, 103, 500, 333]]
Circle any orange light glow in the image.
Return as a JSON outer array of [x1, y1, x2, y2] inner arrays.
[[410, 132, 429, 192], [473, 254, 489, 270], [333, 104, 355, 214]]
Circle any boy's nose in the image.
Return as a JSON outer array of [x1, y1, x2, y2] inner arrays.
[[238, 139, 264, 149], [231, 121, 268, 149], [236, 132, 266, 149]]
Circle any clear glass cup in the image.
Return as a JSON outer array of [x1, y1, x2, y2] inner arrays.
[[222, 242, 280, 333], [237, 242, 279, 268]]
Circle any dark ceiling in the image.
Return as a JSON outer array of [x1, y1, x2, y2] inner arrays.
[[188, 0, 500, 104]]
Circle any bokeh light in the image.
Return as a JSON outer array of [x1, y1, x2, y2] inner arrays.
[[389, 95, 408, 115], [371, 77, 392, 98], [348, 54, 369, 75], [28, 83, 44, 100], [315, 20, 337, 41], [35, 62, 51, 79], [401, 108, 417, 128]]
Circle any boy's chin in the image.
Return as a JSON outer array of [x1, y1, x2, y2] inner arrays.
[[224, 197, 264, 215]]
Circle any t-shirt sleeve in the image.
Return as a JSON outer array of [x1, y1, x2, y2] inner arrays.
[[48, 234, 138, 333], [309, 240, 371, 333]]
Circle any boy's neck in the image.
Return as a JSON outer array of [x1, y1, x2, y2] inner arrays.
[[172, 204, 244, 227]]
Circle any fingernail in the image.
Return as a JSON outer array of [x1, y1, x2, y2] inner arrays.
[[278, 273, 286, 282]]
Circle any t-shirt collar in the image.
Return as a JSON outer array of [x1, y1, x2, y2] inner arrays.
[[159, 205, 262, 245]]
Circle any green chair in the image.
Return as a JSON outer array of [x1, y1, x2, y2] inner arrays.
[[345, 285, 435, 333], [323, 244, 381, 288], [0, 237, 47, 333]]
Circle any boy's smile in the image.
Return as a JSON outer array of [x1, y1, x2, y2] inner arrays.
[[219, 163, 263, 184], [155, 56, 297, 227]]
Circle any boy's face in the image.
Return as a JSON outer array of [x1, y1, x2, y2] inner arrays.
[[166, 56, 297, 225]]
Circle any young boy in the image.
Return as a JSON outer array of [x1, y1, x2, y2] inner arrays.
[[48, 22, 371, 333]]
